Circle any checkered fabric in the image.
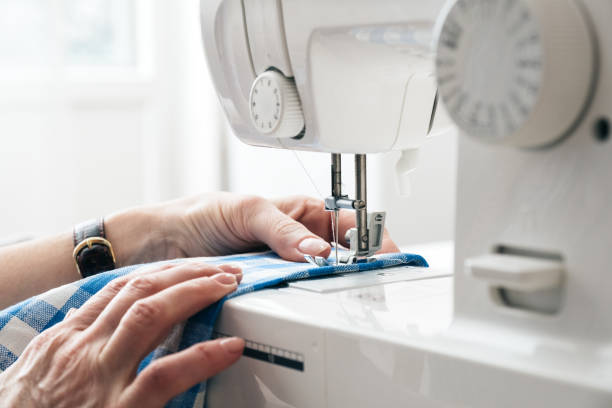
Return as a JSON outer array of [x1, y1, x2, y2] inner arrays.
[[0, 251, 427, 407]]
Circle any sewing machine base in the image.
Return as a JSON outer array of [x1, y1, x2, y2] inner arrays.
[[207, 260, 612, 407]]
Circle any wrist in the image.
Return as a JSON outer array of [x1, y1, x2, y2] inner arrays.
[[104, 206, 177, 267]]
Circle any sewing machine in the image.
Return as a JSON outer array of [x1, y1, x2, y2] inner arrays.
[[201, 0, 612, 406]]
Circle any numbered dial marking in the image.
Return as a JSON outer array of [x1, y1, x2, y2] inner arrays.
[[249, 70, 304, 139], [251, 77, 282, 132], [436, 0, 596, 148], [437, 0, 543, 140]]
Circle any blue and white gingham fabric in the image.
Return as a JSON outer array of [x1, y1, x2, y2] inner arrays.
[[0, 251, 427, 407]]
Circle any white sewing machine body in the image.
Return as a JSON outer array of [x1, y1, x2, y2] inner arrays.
[[201, 0, 443, 155], [207, 248, 455, 408], [208, 244, 611, 407], [202, 0, 612, 406]]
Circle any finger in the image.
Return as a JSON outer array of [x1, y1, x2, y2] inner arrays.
[[248, 198, 331, 262], [334, 211, 401, 254], [88, 262, 240, 336], [100, 272, 238, 371], [334, 212, 400, 254], [379, 229, 400, 253], [333, 211, 400, 253], [334, 210, 359, 248], [64, 308, 78, 320], [272, 196, 354, 247], [218, 263, 243, 278], [67, 263, 175, 328], [121, 337, 244, 407], [273, 196, 400, 255]]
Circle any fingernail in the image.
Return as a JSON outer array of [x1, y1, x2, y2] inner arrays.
[[220, 337, 245, 354], [219, 263, 242, 274], [218, 264, 243, 283], [212, 273, 237, 285], [298, 238, 330, 256]]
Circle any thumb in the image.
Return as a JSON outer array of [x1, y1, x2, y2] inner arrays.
[[247, 200, 331, 262]]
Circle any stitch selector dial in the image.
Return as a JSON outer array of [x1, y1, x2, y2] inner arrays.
[[249, 70, 304, 139], [435, 0, 596, 147]]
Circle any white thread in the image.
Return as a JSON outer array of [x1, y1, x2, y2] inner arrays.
[[288, 149, 338, 264]]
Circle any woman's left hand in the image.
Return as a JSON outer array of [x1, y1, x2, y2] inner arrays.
[[106, 193, 400, 265]]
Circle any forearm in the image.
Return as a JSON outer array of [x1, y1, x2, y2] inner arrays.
[[0, 206, 175, 310], [0, 191, 376, 309], [0, 232, 78, 309]]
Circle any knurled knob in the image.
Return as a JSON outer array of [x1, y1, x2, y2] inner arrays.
[[249, 70, 305, 139], [435, 0, 596, 148]]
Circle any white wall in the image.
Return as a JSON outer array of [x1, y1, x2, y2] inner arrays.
[[369, 132, 457, 246], [0, 0, 457, 247]]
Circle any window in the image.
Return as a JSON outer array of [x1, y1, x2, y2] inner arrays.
[[0, 0, 142, 76], [64, 0, 136, 67]]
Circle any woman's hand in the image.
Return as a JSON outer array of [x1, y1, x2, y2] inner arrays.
[[0, 261, 244, 407], [0, 192, 399, 309], [108, 193, 400, 265]]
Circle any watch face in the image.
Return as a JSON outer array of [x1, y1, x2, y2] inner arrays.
[[436, 0, 543, 140]]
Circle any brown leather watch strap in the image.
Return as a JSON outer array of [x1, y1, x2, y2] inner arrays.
[[73, 218, 116, 278], [73, 218, 105, 246]]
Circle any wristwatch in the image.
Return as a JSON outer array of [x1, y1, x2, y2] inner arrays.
[[73, 218, 116, 278]]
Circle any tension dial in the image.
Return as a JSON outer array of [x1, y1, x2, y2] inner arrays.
[[436, 0, 596, 147], [249, 70, 304, 139]]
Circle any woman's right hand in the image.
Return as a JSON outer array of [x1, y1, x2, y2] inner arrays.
[[0, 261, 245, 407]]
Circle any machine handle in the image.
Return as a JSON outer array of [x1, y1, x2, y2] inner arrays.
[[466, 254, 563, 292]]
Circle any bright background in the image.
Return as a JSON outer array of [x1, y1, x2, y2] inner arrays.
[[0, 0, 457, 248]]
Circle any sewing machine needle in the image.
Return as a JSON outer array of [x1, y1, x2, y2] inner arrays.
[[334, 209, 339, 265]]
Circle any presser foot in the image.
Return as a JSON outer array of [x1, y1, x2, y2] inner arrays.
[[343, 212, 387, 263], [304, 253, 378, 267], [304, 211, 387, 267]]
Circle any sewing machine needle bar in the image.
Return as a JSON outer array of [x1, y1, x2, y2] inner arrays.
[[331, 153, 342, 198], [331, 153, 342, 265], [355, 154, 368, 255], [334, 209, 339, 265]]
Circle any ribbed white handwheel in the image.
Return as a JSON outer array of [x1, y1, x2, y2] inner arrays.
[[249, 71, 305, 139], [435, 0, 596, 148]]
